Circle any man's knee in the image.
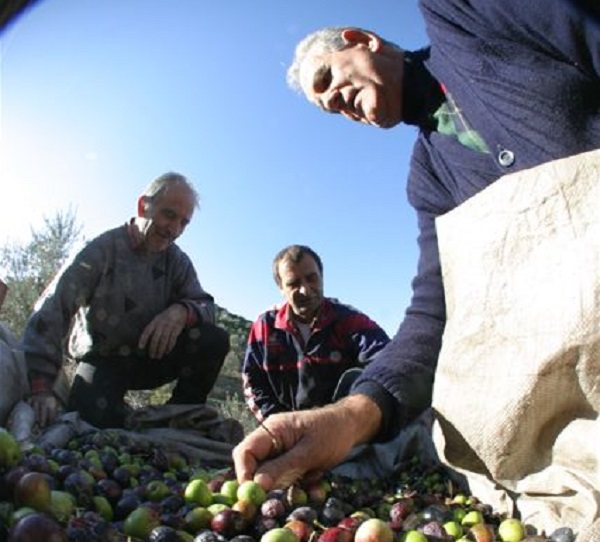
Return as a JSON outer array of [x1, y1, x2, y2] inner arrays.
[[68, 374, 126, 428], [212, 326, 231, 357], [185, 323, 230, 358], [208, 324, 230, 357], [68, 360, 129, 428]]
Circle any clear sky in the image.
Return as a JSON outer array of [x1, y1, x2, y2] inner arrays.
[[0, 0, 429, 336]]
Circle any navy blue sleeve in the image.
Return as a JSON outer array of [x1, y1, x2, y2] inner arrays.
[[352, 137, 448, 437], [420, 0, 600, 78]]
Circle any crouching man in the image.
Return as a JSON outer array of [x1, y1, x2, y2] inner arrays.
[[21, 172, 229, 429]]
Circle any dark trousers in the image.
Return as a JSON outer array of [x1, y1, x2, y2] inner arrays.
[[68, 323, 229, 428]]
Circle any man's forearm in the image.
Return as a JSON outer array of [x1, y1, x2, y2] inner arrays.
[[330, 394, 383, 446]]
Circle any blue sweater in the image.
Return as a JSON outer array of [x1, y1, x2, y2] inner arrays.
[[352, 0, 600, 436]]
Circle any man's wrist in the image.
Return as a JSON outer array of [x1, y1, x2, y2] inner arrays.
[[29, 373, 54, 395], [333, 394, 382, 445], [351, 381, 400, 440], [175, 302, 197, 327]]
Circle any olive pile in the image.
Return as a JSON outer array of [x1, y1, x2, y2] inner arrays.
[[0, 428, 577, 542]]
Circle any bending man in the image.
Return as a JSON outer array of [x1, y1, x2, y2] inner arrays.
[[233, 0, 600, 490]]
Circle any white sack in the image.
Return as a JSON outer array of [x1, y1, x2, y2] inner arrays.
[[432, 149, 600, 540]]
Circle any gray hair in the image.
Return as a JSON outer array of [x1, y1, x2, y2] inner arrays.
[[287, 26, 400, 94], [287, 26, 350, 93], [142, 172, 200, 209]]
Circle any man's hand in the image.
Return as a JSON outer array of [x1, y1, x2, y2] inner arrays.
[[232, 395, 382, 490], [27, 392, 60, 428], [139, 304, 187, 359]]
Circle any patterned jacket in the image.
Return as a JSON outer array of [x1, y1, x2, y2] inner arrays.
[[242, 298, 390, 421], [21, 223, 215, 393]]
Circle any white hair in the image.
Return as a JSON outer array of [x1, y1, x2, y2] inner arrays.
[[286, 27, 352, 93]]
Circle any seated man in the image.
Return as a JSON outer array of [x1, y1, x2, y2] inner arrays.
[[20, 172, 230, 429], [242, 244, 389, 422]]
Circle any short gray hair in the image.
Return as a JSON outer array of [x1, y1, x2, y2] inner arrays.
[[286, 26, 399, 94], [286, 26, 351, 93], [142, 172, 200, 209]]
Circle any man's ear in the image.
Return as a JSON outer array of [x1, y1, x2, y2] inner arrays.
[[137, 195, 151, 217], [341, 28, 382, 52]]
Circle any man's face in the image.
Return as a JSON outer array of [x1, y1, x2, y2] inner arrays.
[[277, 254, 324, 323], [299, 29, 403, 129], [139, 184, 195, 253]]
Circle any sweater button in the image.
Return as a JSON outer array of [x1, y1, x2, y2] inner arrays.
[[497, 149, 515, 167]]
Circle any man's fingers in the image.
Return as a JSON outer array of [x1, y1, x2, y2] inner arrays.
[[31, 399, 46, 427], [28, 394, 60, 428], [157, 328, 178, 358], [37, 404, 47, 428], [44, 400, 58, 427], [43, 405, 55, 428], [233, 431, 273, 483], [254, 452, 306, 490], [138, 324, 152, 350], [233, 445, 259, 485], [252, 433, 318, 489], [302, 469, 326, 487], [149, 333, 162, 359], [38, 402, 52, 428], [144, 319, 182, 359], [253, 472, 276, 491], [149, 328, 168, 359], [163, 330, 178, 357]]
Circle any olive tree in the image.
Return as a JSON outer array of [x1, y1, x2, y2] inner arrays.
[[0, 208, 83, 337]]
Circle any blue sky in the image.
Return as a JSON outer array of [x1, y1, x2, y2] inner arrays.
[[0, 1, 428, 335]]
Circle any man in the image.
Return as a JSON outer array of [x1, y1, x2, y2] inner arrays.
[[21, 172, 230, 429], [233, 0, 600, 491], [242, 244, 389, 422]]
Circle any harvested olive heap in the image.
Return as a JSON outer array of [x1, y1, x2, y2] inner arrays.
[[0, 428, 576, 542]]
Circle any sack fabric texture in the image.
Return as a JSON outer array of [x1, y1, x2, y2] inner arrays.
[[433, 149, 600, 540]]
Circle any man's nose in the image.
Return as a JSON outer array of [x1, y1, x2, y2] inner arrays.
[[322, 89, 342, 112], [168, 220, 185, 238]]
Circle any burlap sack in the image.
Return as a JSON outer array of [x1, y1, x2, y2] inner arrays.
[[432, 149, 600, 539]]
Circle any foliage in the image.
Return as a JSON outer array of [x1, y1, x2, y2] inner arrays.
[[213, 306, 255, 433], [215, 305, 251, 381], [0, 207, 83, 336]]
